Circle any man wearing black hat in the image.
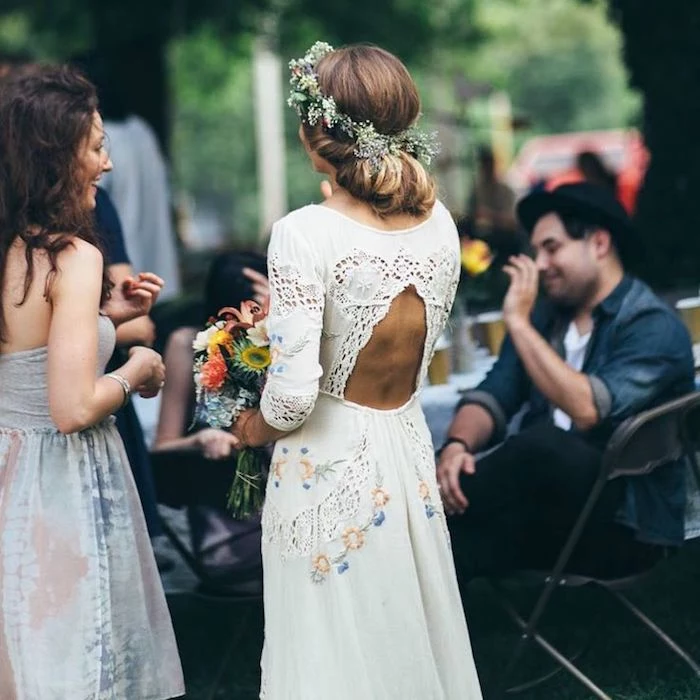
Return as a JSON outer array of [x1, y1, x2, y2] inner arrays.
[[437, 182, 694, 579]]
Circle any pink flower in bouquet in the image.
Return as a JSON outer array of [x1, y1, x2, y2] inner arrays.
[[219, 300, 267, 335], [199, 353, 228, 390]]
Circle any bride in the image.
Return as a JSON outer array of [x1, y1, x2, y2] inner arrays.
[[233, 42, 483, 700]]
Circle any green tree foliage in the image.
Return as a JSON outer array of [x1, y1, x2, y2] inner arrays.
[[461, 0, 640, 135], [609, 0, 700, 289], [170, 30, 258, 239]]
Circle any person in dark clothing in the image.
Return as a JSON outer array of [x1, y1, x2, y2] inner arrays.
[[151, 251, 268, 594], [437, 183, 694, 580], [96, 187, 171, 568]]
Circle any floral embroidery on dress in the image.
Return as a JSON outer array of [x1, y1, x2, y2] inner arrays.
[[298, 448, 344, 490], [271, 448, 289, 488], [275, 446, 345, 490], [418, 480, 437, 519], [268, 332, 311, 377], [310, 477, 389, 583]]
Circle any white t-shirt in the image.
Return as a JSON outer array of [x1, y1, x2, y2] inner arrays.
[[553, 321, 592, 430]]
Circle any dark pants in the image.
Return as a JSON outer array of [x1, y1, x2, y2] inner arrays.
[[447, 424, 657, 580], [108, 350, 161, 538]]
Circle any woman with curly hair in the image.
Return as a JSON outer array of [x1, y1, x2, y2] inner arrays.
[[0, 66, 183, 698]]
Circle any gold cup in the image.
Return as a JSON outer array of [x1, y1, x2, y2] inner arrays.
[[475, 311, 506, 357], [428, 347, 452, 385], [676, 298, 700, 343]]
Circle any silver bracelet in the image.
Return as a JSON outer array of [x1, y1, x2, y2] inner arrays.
[[105, 372, 131, 409]]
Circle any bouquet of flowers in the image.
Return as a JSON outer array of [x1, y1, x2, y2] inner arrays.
[[192, 300, 271, 518]]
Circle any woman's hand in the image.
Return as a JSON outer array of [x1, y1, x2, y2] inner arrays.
[[231, 408, 259, 449], [127, 346, 166, 398], [194, 428, 239, 460], [104, 272, 165, 326]]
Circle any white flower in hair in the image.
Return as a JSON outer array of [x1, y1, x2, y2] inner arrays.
[[287, 41, 440, 174]]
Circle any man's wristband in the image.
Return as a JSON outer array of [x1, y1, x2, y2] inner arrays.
[[436, 436, 473, 458]]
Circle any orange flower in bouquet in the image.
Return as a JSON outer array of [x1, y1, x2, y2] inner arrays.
[[199, 352, 228, 390]]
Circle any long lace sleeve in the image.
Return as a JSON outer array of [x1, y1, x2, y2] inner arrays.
[[260, 219, 325, 432]]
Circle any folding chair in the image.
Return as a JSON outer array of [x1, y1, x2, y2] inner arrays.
[[487, 391, 700, 700], [149, 449, 264, 601]]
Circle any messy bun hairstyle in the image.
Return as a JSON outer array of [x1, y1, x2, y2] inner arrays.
[[301, 45, 436, 218]]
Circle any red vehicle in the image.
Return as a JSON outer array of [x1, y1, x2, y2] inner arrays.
[[506, 129, 648, 213]]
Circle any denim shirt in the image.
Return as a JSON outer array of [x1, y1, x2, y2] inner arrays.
[[458, 275, 695, 546]]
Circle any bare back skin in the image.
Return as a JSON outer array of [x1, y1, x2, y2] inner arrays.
[[0, 240, 54, 354], [324, 195, 431, 410], [344, 286, 426, 409]]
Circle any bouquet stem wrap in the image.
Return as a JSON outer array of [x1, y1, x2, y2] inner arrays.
[[227, 447, 268, 518]]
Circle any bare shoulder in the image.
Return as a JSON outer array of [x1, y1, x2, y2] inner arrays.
[[50, 237, 103, 303], [56, 237, 103, 269]]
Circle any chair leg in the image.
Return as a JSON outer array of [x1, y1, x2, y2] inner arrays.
[[489, 473, 611, 697], [602, 585, 700, 677], [159, 513, 213, 583], [488, 582, 613, 700]]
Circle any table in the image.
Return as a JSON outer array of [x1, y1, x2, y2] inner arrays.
[[420, 353, 496, 448]]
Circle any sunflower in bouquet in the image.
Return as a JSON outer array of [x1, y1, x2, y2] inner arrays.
[[192, 300, 271, 518]]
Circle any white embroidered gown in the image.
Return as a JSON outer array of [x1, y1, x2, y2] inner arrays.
[[259, 202, 482, 699]]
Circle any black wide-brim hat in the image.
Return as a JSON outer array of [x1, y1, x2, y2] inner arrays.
[[517, 182, 635, 259]]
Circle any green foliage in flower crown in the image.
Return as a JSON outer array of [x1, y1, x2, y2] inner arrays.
[[288, 41, 441, 174]]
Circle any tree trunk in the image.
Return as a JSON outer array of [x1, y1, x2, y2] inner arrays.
[[610, 0, 700, 289], [91, 5, 171, 155]]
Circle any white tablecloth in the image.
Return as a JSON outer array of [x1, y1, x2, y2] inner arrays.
[[419, 354, 496, 448]]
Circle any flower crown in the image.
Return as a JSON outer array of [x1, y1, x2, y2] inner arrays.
[[287, 41, 440, 174]]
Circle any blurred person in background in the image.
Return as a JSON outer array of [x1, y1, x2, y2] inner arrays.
[[74, 51, 182, 301], [151, 251, 268, 596], [468, 145, 525, 267], [153, 250, 268, 457], [576, 150, 617, 193], [96, 185, 175, 570]]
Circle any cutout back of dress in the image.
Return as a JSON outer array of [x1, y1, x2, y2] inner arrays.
[[343, 286, 426, 409], [259, 202, 460, 433]]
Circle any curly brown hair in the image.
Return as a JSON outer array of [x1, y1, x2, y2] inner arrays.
[[301, 45, 436, 218], [0, 64, 113, 341]]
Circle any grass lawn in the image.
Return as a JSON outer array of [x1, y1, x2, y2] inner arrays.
[[167, 539, 700, 699]]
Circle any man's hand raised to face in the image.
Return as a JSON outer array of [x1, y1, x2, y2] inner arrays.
[[502, 254, 539, 330]]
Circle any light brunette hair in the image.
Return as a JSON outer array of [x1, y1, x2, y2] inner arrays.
[[301, 45, 436, 218]]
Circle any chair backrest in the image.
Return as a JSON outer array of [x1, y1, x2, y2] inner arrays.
[[602, 392, 700, 480]]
